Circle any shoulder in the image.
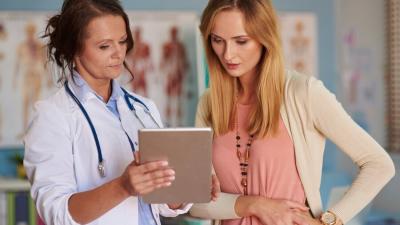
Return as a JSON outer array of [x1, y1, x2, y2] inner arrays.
[[199, 89, 211, 103], [285, 70, 312, 93], [34, 88, 73, 115], [195, 89, 212, 127], [125, 90, 158, 110], [26, 88, 74, 138], [284, 69, 325, 101], [197, 89, 211, 112]]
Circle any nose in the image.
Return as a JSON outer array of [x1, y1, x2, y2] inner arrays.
[[223, 42, 235, 62], [112, 44, 125, 60]]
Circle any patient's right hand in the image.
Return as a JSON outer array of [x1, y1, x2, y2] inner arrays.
[[236, 196, 310, 225], [211, 174, 220, 201], [251, 198, 309, 225]]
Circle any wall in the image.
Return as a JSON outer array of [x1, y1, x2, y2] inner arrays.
[[334, 0, 387, 188], [335, 0, 400, 219], [0, 0, 338, 182]]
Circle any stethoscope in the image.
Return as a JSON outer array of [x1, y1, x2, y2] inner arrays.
[[64, 81, 161, 177]]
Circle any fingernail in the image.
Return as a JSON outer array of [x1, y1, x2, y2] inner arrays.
[[161, 161, 168, 166], [166, 182, 172, 186]]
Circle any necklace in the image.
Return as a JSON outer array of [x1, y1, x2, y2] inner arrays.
[[235, 104, 254, 195]]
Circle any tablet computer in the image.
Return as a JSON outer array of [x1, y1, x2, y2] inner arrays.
[[138, 127, 212, 204]]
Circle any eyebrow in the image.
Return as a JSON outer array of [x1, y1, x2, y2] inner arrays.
[[210, 33, 249, 39], [96, 34, 128, 44]]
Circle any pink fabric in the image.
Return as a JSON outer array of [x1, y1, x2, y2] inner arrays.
[[213, 104, 306, 225]]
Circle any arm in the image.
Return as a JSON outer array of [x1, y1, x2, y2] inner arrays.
[[24, 102, 174, 225], [69, 158, 173, 224], [307, 77, 395, 223]]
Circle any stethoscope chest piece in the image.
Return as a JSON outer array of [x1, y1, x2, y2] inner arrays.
[[98, 161, 106, 178]]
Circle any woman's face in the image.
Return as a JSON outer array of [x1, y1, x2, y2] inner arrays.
[[210, 9, 263, 78], [74, 15, 128, 83]]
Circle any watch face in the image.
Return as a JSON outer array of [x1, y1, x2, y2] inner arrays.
[[321, 212, 336, 225]]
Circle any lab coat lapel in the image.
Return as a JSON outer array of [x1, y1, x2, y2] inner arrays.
[[118, 97, 140, 149]]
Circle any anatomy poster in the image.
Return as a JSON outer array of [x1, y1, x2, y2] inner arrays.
[[122, 11, 200, 128], [0, 11, 201, 147], [0, 12, 56, 147], [280, 13, 318, 77]]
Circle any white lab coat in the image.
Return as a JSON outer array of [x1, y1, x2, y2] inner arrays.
[[24, 81, 191, 225]]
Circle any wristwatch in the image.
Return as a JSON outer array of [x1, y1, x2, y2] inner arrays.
[[320, 211, 337, 225]]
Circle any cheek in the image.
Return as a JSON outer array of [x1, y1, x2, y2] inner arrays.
[[245, 45, 262, 64], [211, 43, 223, 58], [82, 49, 102, 65]]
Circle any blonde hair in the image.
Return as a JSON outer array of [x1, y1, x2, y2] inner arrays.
[[200, 0, 285, 138]]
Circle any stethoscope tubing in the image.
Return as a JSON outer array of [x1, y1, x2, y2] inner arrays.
[[64, 81, 160, 177]]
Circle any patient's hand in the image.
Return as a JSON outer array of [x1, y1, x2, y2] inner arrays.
[[167, 203, 183, 209], [211, 174, 220, 201]]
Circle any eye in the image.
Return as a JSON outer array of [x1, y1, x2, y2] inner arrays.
[[119, 39, 128, 45], [99, 45, 109, 50], [211, 36, 223, 44], [236, 39, 248, 45]]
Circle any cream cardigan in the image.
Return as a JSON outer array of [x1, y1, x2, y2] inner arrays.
[[190, 70, 395, 224]]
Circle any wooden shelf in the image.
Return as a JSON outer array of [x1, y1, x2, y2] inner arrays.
[[0, 178, 30, 191]]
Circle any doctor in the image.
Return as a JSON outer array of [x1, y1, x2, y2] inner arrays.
[[23, 0, 193, 224]]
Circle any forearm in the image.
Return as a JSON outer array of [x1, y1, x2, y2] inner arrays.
[[68, 177, 129, 224], [234, 195, 263, 217], [190, 193, 241, 219]]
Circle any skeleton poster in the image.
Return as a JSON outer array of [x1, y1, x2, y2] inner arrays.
[[0, 11, 201, 147], [0, 12, 56, 147], [280, 13, 318, 77]]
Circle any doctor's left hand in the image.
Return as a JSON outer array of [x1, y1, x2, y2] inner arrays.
[[118, 152, 175, 196]]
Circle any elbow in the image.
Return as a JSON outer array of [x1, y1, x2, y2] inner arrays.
[[375, 154, 396, 183], [386, 157, 396, 180]]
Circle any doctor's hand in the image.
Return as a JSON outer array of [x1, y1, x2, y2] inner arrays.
[[118, 152, 175, 196]]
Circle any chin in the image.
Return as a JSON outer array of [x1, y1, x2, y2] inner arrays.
[[226, 71, 243, 78], [108, 69, 122, 78]]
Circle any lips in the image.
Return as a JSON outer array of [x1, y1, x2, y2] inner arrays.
[[109, 64, 122, 68], [226, 63, 239, 70]]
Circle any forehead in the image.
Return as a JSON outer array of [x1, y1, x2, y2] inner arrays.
[[212, 9, 248, 37], [85, 15, 127, 40]]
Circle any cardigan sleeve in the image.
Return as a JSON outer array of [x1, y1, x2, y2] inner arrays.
[[307, 77, 395, 223], [189, 90, 241, 220]]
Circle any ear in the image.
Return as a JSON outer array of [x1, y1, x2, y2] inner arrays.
[[73, 55, 82, 72]]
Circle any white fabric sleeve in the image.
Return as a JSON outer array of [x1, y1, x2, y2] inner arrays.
[[24, 101, 79, 225]]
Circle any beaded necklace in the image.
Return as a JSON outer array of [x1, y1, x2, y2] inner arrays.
[[235, 103, 254, 195]]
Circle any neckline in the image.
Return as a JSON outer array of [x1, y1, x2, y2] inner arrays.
[[237, 102, 254, 108]]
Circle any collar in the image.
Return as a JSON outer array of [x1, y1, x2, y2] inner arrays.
[[69, 70, 124, 103]]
